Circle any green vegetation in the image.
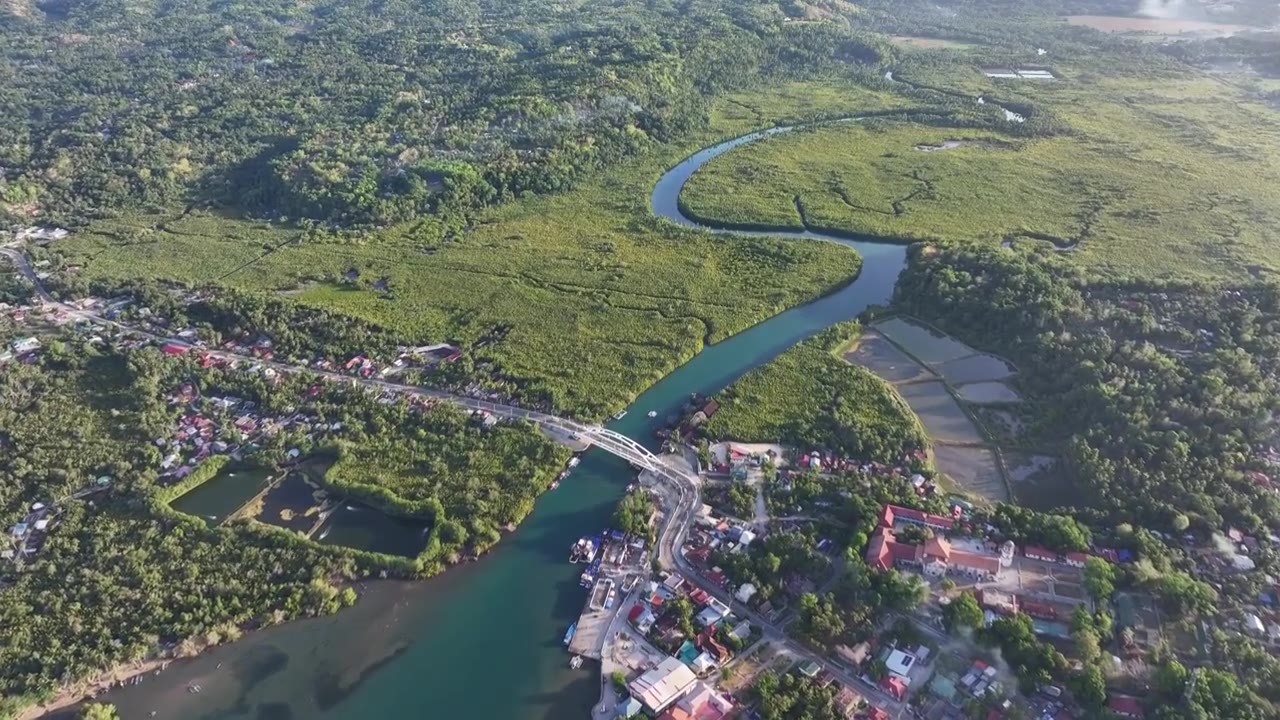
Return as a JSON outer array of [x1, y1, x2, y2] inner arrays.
[[612, 489, 656, 539], [0, 345, 384, 717], [750, 671, 844, 720], [0, 334, 572, 716], [682, 51, 1280, 281], [705, 322, 927, 461], [326, 406, 568, 562], [49, 108, 864, 418], [895, 242, 1280, 535], [77, 704, 119, 720], [942, 591, 984, 632]]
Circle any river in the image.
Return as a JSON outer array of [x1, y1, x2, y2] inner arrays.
[[85, 122, 909, 720]]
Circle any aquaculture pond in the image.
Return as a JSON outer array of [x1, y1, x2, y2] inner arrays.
[[170, 464, 274, 526], [93, 118, 913, 720]]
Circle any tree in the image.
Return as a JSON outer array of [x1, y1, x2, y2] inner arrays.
[[78, 704, 120, 720], [1083, 557, 1116, 602], [943, 592, 983, 633], [611, 670, 627, 693]]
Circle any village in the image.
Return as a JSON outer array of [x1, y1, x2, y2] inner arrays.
[[7, 242, 1280, 720]]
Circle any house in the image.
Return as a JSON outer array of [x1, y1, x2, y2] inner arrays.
[[798, 660, 821, 678], [885, 649, 915, 677], [735, 582, 757, 603], [629, 657, 698, 715], [834, 642, 871, 667], [1107, 694, 1145, 718], [666, 681, 733, 720], [617, 696, 644, 718], [10, 337, 40, 354], [690, 652, 717, 675], [1246, 613, 1266, 635], [1064, 551, 1089, 568], [835, 685, 864, 718], [879, 504, 954, 531], [869, 527, 1004, 580], [160, 343, 189, 356], [1023, 546, 1057, 563], [880, 675, 907, 701]]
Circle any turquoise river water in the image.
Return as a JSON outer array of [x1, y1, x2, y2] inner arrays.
[[84, 123, 909, 720]]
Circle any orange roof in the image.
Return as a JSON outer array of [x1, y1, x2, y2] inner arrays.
[[921, 535, 951, 561]]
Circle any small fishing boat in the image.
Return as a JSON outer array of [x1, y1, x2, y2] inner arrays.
[[569, 655, 583, 669], [563, 623, 577, 646], [568, 456, 581, 468], [550, 480, 560, 490], [612, 410, 628, 420], [647, 410, 657, 418]]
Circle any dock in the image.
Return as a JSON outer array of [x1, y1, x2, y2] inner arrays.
[[567, 600, 612, 659]]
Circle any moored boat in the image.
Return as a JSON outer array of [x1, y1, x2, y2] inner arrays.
[[563, 623, 577, 646], [569, 655, 583, 669]]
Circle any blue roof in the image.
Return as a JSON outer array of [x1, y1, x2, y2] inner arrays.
[[617, 697, 643, 717]]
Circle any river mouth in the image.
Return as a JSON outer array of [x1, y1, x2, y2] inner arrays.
[[88, 118, 914, 720]]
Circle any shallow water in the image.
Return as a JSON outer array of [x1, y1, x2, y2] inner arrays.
[[99, 120, 912, 720]]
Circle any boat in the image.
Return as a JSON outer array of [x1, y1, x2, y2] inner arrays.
[[580, 553, 603, 588], [563, 623, 577, 646], [647, 410, 657, 418], [568, 456, 581, 468], [570, 536, 597, 563], [612, 410, 628, 420], [550, 480, 560, 490], [569, 655, 583, 669]]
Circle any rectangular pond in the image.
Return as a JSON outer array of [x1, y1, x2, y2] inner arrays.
[[874, 318, 975, 366], [843, 330, 936, 384], [171, 463, 275, 525], [897, 381, 986, 445]]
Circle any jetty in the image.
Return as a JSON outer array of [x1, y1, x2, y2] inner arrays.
[[567, 594, 612, 659]]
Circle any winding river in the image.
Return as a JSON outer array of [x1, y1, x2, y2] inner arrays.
[[83, 123, 909, 720]]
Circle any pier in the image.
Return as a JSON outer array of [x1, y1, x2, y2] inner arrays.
[[567, 599, 613, 659]]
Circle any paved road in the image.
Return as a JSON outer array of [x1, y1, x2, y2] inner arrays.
[[6, 243, 905, 716], [2, 245, 697, 486]]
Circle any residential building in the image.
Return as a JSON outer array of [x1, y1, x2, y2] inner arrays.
[[1107, 695, 1145, 718], [629, 657, 698, 715]]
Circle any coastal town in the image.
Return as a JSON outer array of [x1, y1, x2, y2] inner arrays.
[[7, 231, 1280, 720]]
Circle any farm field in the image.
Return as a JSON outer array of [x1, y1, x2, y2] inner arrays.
[[680, 62, 1280, 281], [52, 82, 902, 419]]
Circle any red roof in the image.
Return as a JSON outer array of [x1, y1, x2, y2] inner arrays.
[[628, 604, 645, 622], [867, 709, 889, 720], [1107, 695, 1144, 718], [880, 504, 953, 530], [880, 676, 906, 701], [160, 343, 188, 355], [1064, 551, 1090, 564], [1023, 545, 1057, 559]]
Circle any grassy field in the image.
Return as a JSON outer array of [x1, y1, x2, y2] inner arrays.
[[681, 61, 1280, 281], [53, 81, 909, 419], [704, 322, 927, 463]]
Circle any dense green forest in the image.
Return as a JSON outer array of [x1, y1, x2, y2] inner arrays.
[[0, 0, 896, 229], [705, 321, 928, 462], [0, 336, 567, 715], [0, 345, 368, 715], [894, 242, 1280, 536]]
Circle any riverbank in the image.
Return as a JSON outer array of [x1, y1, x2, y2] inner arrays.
[[74, 101, 915, 719]]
